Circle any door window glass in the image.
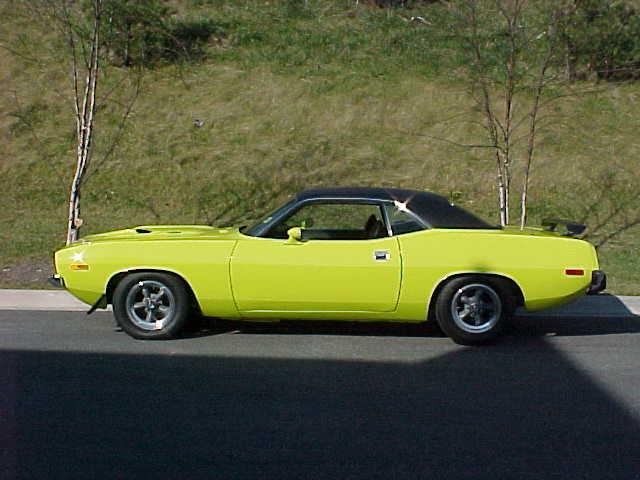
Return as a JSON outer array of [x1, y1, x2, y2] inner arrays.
[[266, 203, 388, 240]]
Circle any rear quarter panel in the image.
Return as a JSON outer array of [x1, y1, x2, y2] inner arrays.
[[55, 240, 237, 316], [395, 229, 598, 320]]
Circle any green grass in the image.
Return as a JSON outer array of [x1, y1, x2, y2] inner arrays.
[[0, 0, 638, 293], [599, 248, 640, 295]]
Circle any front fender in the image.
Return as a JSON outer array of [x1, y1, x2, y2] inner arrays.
[[54, 239, 239, 317]]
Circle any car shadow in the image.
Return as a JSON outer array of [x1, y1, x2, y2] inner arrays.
[[179, 317, 445, 339], [513, 293, 640, 337], [2, 337, 640, 479], [517, 293, 638, 318], [179, 293, 640, 340], [511, 315, 640, 337]]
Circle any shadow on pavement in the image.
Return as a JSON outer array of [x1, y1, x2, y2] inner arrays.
[[2, 338, 640, 479], [181, 318, 445, 339], [512, 314, 640, 337], [181, 298, 640, 339], [513, 293, 640, 337], [517, 293, 639, 318]]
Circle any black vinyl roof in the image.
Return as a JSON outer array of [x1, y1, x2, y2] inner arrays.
[[296, 187, 495, 229], [296, 187, 443, 203]]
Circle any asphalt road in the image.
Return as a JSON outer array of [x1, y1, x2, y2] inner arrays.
[[2, 311, 640, 479]]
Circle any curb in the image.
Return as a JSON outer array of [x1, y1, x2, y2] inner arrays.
[[0, 289, 106, 312], [0, 289, 638, 317]]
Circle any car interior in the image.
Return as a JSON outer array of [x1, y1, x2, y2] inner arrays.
[[265, 204, 389, 240]]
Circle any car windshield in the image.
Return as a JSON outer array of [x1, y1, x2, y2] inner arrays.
[[244, 198, 296, 236]]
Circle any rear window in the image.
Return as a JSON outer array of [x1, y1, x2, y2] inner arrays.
[[409, 197, 496, 229]]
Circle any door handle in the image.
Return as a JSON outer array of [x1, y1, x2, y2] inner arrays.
[[374, 250, 390, 261]]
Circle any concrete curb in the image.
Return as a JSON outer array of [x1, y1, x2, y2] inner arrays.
[[0, 289, 107, 312], [0, 289, 638, 317]]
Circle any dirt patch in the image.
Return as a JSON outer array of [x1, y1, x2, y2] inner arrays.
[[0, 258, 54, 289]]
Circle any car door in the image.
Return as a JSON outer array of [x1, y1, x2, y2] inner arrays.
[[230, 201, 401, 313]]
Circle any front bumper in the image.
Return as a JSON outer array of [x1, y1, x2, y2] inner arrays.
[[48, 274, 65, 289], [587, 270, 606, 295]]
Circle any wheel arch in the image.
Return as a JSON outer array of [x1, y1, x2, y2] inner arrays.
[[426, 272, 524, 322], [105, 268, 202, 314]]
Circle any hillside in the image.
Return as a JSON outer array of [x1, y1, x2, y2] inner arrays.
[[0, 0, 638, 293]]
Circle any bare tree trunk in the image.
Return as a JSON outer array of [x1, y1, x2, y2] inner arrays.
[[66, 0, 102, 245], [498, 2, 521, 226], [463, 1, 512, 226], [444, 1, 577, 229], [494, 150, 508, 226], [518, 112, 537, 229], [520, 8, 559, 229], [519, 71, 547, 229]]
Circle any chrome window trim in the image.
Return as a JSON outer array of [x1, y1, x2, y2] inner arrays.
[[268, 197, 390, 239], [255, 196, 429, 238], [380, 201, 394, 238]]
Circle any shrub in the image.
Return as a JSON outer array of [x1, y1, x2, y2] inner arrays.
[[101, 0, 225, 66], [562, 0, 640, 80]]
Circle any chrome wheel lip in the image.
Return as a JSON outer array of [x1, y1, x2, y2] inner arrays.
[[125, 280, 176, 331], [450, 283, 502, 334]]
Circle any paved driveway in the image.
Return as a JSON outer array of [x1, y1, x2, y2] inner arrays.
[[2, 311, 640, 479]]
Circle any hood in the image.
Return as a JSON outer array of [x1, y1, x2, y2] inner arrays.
[[77, 225, 244, 243]]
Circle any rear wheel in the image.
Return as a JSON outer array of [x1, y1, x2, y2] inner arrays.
[[112, 272, 190, 339], [435, 276, 515, 345]]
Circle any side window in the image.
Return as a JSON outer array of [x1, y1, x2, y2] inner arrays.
[[383, 203, 425, 235], [265, 203, 388, 240]]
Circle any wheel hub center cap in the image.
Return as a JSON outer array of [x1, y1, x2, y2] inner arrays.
[[451, 283, 502, 334]]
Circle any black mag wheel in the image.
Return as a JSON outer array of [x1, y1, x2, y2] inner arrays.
[[435, 276, 515, 346], [112, 272, 191, 340]]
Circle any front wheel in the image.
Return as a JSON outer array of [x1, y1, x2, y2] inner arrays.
[[112, 272, 191, 340], [435, 276, 514, 345]]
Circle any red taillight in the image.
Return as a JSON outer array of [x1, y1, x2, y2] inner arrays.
[[565, 269, 584, 276]]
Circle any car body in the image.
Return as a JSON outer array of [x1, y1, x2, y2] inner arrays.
[[52, 187, 605, 344]]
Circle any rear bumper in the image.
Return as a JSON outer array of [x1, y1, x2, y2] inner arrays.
[[587, 270, 606, 295]]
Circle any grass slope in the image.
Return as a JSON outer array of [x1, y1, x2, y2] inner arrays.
[[0, 0, 638, 293]]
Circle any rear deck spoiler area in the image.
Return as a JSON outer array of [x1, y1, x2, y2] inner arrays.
[[542, 218, 586, 237]]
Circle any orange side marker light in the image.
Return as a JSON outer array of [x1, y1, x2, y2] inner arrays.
[[70, 263, 89, 271]]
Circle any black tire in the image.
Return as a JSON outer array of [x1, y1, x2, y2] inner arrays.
[[112, 272, 191, 340], [435, 275, 515, 346]]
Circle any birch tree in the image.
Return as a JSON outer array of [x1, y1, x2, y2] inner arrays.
[[444, 0, 569, 228], [12, 0, 141, 244], [65, 0, 102, 244]]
